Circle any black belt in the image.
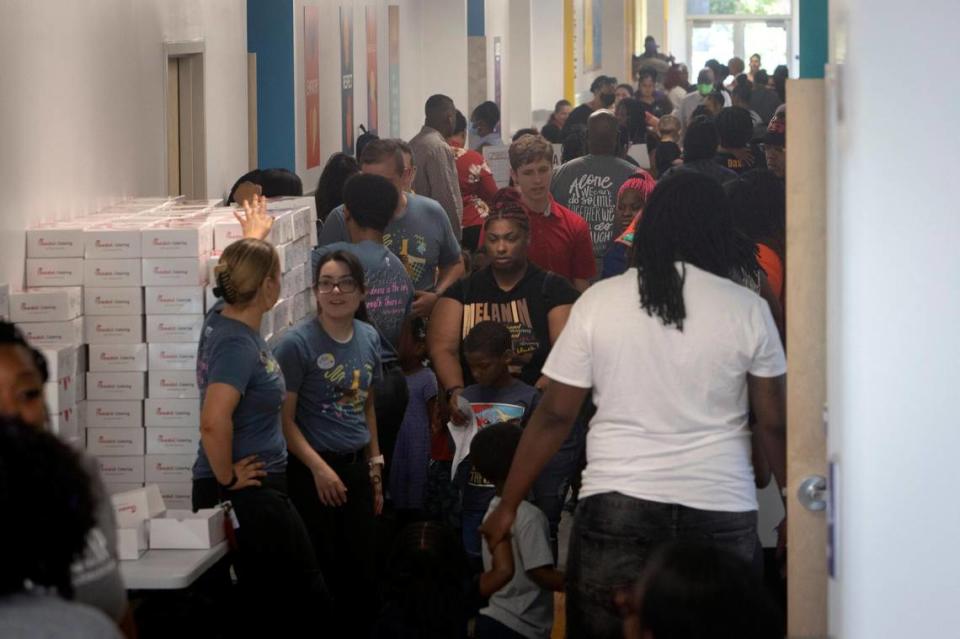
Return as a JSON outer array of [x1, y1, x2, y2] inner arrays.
[[319, 449, 365, 465]]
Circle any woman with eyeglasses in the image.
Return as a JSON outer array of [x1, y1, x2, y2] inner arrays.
[[274, 249, 384, 636]]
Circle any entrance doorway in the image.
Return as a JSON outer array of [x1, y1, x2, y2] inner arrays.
[[165, 42, 206, 199]]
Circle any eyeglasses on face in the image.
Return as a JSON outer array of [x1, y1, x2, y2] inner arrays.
[[316, 277, 358, 294]]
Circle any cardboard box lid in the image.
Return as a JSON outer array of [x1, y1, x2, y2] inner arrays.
[[111, 484, 166, 527]]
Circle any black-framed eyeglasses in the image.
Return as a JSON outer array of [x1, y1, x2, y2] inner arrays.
[[316, 277, 358, 294]]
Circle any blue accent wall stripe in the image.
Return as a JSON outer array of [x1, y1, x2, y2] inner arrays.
[[248, 0, 295, 170], [468, 0, 485, 37], [799, 0, 828, 79]]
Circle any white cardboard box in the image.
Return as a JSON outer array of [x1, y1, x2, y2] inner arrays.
[[145, 455, 195, 483], [87, 427, 145, 457], [144, 286, 204, 315], [111, 484, 165, 527], [150, 508, 225, 549], [281, 264, 307, 299], [50, 404, 80, 439], [156, 483, 193, 511], [212, 219, 245, 251], [26, 227, 86, 258], [145, 427, 201, 455], [84, 287, 143, 316], [116, 521, 149, 560], [142, 258, 207, 287], [144, 398, 200, 427], [84, 228, 142, 259], [18, 317, 84, 345], [148, 371, 199, 399], [141, 225, 213, 258], [96, 456, 146, 484], [39, 344, 79, 385], [10, 287, 83, 322], [84, 259, 142, 287], [87, 372, 146, 400], [84, 315, 144, 345], [26, 258, 85, 287], [88, 343, 148, 372], [105, 483, 145, 496], [85, 400, 143, 428], [44, 379, 77, 414], [145, 315, 203, 343], [147, 343, 198, 371]]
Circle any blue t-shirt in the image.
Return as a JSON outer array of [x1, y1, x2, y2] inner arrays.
[[317, 193, 461, 291], [193, 309, 288, 480], [454, 380, 540, 512], [273, 318, 383, 454], [311, 240, 414, 354]]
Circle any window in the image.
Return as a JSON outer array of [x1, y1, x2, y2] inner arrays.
[[686, 0, 791, 77]]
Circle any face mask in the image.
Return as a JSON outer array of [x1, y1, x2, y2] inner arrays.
[[698, 83, 714, 96], [600, 92, 616, 107]]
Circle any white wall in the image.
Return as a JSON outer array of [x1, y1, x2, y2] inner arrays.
[[575, 0, 628, 103], [530, 0, 564, 119], [293, 0, 467, 191], [665, 0, 687, 68], [826, 1, 960, 636], [0, 0, 249, 288]]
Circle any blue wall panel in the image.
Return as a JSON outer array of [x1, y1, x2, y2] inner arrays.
[[248, 0, 295, 170]]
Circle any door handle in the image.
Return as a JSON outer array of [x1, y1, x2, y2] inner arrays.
[[797, 475, 828, 512]]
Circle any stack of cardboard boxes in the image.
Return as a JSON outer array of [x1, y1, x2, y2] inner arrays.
[[16, 197, 318, 512]]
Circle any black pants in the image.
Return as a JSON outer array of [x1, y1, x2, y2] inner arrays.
[[287, 453, 377, 636], [192, 474, 328, 635]]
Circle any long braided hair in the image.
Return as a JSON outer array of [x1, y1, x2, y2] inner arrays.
[[632, 171, 758, 330]]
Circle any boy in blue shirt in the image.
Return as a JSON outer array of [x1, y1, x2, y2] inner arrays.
[[451, 321, 539, 561]]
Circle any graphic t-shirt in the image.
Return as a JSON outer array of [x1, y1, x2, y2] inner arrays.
[[714, 143, 768, 175], [452, 381, 540, 511], [273, 318, 382, 454], [317, 193, 461, 291], [441, 264, 579, 386], [550, 154, 638, 261], [311, 241, 414, 352], [452, 143, 499, 229], [193, 308, 288, 479]]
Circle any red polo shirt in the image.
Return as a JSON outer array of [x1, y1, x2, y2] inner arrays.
[[479, 195, 596, 282]]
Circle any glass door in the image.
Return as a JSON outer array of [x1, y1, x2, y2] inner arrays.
[[690, 20, 735, 75]]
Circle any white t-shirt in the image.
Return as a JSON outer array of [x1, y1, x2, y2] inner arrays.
[[543, 265, 786, 512], [481, 497, 555, 639]]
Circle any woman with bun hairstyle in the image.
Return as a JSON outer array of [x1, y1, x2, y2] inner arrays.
[[192, 196, 325, 633]]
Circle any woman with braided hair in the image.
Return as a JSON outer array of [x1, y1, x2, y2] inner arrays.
[[193, 222, 326, 633]]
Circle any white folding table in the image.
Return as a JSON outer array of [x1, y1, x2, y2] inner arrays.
[[120, 542, 228, 590]]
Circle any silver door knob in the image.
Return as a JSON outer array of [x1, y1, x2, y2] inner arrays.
[[797, 475, 828, 512]]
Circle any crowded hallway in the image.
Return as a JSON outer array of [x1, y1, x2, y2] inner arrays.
[[0, 1, 957, 638]]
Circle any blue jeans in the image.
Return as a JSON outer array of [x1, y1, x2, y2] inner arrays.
[[530, 419, 585, 544], [567, 492, 758, 639]]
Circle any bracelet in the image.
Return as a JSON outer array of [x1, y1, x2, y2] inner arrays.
[[220, 471, 238, 489], [368, 454, 385, 468]]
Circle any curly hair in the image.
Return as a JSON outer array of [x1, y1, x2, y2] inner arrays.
[[0, 417, 97, 598]]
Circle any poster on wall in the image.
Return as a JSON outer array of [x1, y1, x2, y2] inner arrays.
[[366, 7, 378, 134], [304, 6, 321, 169], [583, 0, 602, 71], [340, 6, 355, 155], [493, 37, 502, 134], [388, 5, 400, 137]]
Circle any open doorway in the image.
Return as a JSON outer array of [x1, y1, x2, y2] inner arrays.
[[165, 42, 206, 199]]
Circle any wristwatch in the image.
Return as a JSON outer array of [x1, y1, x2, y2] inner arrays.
[[368, 454, 385, 469]]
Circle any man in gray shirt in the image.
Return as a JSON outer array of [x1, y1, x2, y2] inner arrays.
[[551, 111, 638, 268], [318, 139, 463, 318], [409, 94, 464, 239]]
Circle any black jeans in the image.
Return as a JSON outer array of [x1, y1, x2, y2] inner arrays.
[[567, 492, 758, 639], [287, 452, 377, 636], [191, 474, 327, 635], [475, 614, 528, 639]]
